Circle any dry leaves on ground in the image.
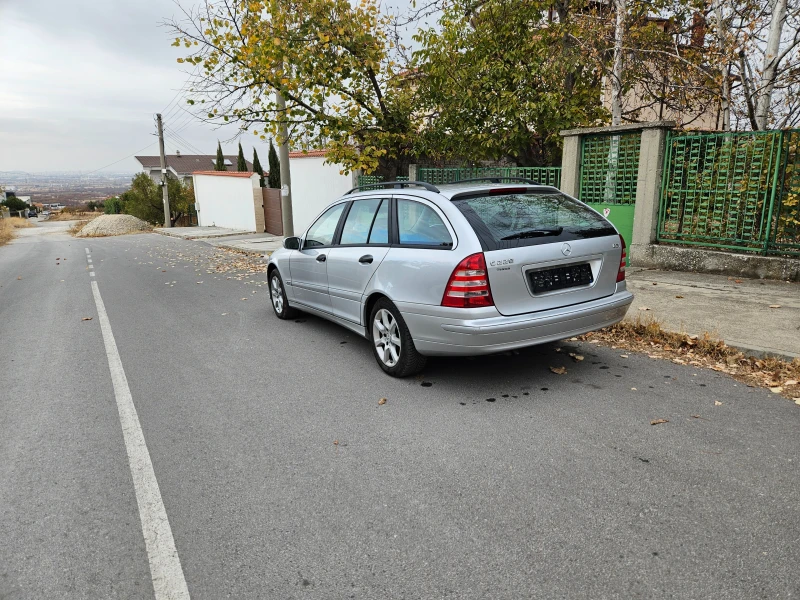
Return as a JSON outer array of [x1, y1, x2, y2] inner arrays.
[[82, 317, 93, 321], [378, 398, 387, 405], [577, 316, 800, 402], [650, 419, 669, 426], [549, 366, 567, 375], [569, 352, 584, 362]]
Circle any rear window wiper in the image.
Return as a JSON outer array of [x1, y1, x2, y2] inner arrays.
[[501, 226, 563, 240]]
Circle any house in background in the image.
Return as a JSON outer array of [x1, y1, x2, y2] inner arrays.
[[135, 151, 255, 185]]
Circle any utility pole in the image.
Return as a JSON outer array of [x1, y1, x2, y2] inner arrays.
[[156, 113, 171, 227], [275, 90, 294, 236]]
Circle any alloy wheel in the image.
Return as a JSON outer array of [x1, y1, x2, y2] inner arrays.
[[270, 275, 284, 314], [372, 308, 401, 367]]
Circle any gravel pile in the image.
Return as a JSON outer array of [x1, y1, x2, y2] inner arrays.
[[76, 214, 153, 237]]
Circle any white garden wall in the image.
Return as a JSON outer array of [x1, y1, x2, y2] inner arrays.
[[192, 171, 259, 232], [288, 153, 353, 233]]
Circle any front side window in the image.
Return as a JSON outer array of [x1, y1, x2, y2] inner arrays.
[[340, 198, 387, 245], [397, 199, 452, 247], [305, 203, 345, 248]]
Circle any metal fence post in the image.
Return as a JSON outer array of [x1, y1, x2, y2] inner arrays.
[[762, 130, 784, 255]]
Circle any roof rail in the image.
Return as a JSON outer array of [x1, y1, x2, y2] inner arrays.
[[344, 180, 441, 195], [447, 177, 540, 185]]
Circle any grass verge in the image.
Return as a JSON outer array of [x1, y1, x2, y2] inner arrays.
[[0, 217, 35, 246], [578, 316, 800, 403]]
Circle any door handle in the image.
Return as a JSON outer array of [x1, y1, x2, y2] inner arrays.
[[358, 255, 374, 264], [316, 254, 327, 262]]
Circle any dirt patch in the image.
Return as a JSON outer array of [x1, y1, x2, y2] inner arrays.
[[0, 217, 35, 246], [579, 316, 800, 402], [75, 214, 153, 237], [47, 211, 99, 222]]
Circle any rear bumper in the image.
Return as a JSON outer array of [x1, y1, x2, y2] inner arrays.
[[398, 291, 633, 356]]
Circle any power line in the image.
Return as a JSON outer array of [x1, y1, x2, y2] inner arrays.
[[164, 126, 206, 156], [82, 140, 159, 176], [164, 126, 205, 154]]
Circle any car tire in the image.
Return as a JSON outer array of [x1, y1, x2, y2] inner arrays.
[[369, 298, 427, 377], [269, 269, 298, 320]]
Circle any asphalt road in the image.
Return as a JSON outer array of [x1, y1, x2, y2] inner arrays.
[[2, 224, 799, 599]]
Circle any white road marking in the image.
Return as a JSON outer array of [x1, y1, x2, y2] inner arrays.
[[89, 272, 95, 277], [85, 248, 90, 255], [89, 265, 94, 270], [88, 259, 92, 263], [90, 281, 190, 600]]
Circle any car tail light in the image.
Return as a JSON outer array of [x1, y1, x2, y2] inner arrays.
[[442, 253, 494, 308], [616, 235, 626, 282]]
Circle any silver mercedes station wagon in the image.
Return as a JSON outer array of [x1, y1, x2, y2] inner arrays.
[[267, 179, 633, 377]]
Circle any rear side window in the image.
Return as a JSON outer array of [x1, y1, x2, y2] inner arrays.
[[397, 199, 452, 247], [452, 191, 615, 250]]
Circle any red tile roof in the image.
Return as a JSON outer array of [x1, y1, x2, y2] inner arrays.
[[192, 171, 256, 178]]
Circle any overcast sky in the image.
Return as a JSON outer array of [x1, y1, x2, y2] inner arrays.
[[0, 0, 423, 175]]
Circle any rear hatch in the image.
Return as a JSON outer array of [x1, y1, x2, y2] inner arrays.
[[451, 188, 622, 316]]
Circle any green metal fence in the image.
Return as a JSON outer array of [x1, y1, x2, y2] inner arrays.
[[356, 175, 409, 189], [417, 166, 562, 188], [657, 129, 800, 257], [578, 132, 641, 205]]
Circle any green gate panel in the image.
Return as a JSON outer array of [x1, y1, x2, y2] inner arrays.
[[585, 203, 634, 265]]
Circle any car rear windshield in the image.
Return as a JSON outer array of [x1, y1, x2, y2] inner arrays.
[[451, 191, 616, 251]]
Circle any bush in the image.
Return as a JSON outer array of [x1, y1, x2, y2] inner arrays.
[[105, 198, 123, 214]]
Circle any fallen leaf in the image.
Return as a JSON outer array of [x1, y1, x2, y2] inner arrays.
[[650, 418, 669, 426], [714, 400, 723, 406], [691, 415, 702, 419], [241, 298, 248, 301], [378, 398, 387, 405], [554, 347, 562, 352], [568, 352, 584, 361], [81, 317, 92, 321], [652, 282, 657, 285], [549, 366, 567, 375], [631, 387, 637, 391], [769, 387, 783, 394], [620, 354, 629, 358], [785, 380, 798, 386], [17, 276, 22, 280], [795, 398, 800, 405], [735, 279, 742, 284], [769, 304, 781, 309], [333, 440, 339, 446], [638, 306, 651, 311], [675, 295, 684, 299]]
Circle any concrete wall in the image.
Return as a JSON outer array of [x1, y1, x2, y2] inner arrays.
[[193, 172, 259, 231], [253, 188, 265, 233], [289, 156, 352, 233], [633, 244, 800, 282]]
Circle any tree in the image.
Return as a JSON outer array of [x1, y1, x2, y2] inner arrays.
[[723, 0, 800, 129], [167, 0, 417, 176], [104, 198, 123, 214], [1, 196, 28, 212], [120, 174, 195, 226], [268, 140, 281, 189], [413, 0, 607, 166], [252, 148, 265, 187], [237, 142, 247, 171], [215, 142, 227, 171]]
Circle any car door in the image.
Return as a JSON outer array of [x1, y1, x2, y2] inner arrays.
[[289, 202, 346, 313], [326, 197, 391, 323]]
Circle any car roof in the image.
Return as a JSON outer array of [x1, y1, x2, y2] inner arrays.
[[344, 182, 562, 202]]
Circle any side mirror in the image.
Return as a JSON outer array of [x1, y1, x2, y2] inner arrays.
[[283, 236, 301, 250]]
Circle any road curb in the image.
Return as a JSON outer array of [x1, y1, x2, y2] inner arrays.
[[153, 229, 251, 240]]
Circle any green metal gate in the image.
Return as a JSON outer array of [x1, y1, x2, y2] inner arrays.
[[578, 132, 642, 260], [417, 166, 562, 188], [657, 129, 800, 257]]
